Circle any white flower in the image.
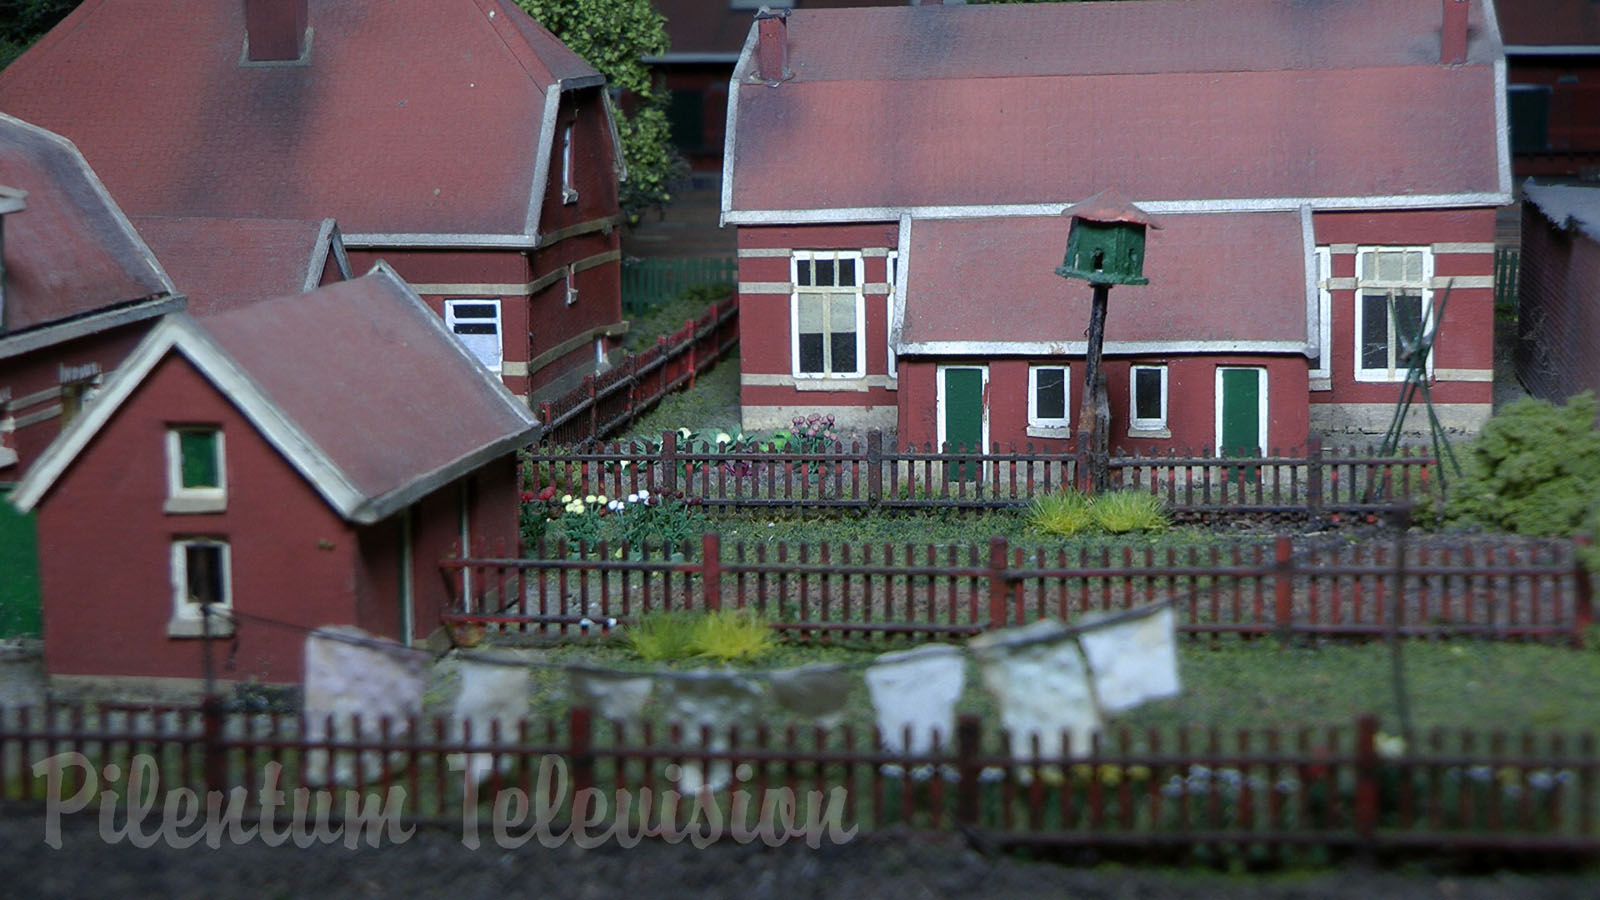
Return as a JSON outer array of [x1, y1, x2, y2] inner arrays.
[[608, 500, 623, 511], [638, 489, 651, 500], [561, 493, 572, 503], [1375, 733, 1406, 760], [584, 494, 597, 504], [597, 494, 607, 504], [715, 432, 731, 445], [566, 501, 583, 514], [678, 427, 693, 439], [628, 493, 639, 503]]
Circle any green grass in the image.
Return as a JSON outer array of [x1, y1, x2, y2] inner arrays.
[[1093, 490, 1172, 534], [625, 610, 701, 661], [623, 283, 732, 353], [1029, 490, 1097, 536], [623, 352, 742, 442], [692, 608, 776, 662]]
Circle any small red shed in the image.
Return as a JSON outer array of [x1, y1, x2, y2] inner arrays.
[[8, 265, 539, 694]]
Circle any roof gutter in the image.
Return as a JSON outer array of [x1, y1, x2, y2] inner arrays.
[[0, 294, 185, 361]]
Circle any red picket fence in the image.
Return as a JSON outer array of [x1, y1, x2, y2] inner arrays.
[[442, 533, 1594, 644], [535, 294, 738, 446], [3, 703, 1597, 855], [527, 432, 1435, 516]]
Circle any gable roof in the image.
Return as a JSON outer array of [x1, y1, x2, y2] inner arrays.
[[1524, 182, 1600, 243], [0, 0, 608, 247], [723, 0, 1509, 223], [134, 216, 350, 317], [0, 113, 178, 354], [1496, 0, 1600, 51], [10, 264, 540, 522], [897, 211, 1313, 355]]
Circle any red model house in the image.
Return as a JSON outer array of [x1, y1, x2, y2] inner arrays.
[[9, 267, 538, 692], [724, 0, 1510, 454], [0, 0, 627, 404], [134, 216, 353, 318], [1498, 0, 1600, 177]]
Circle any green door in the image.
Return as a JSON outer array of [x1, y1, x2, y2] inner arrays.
[[0, 485, 42, 637], [1219, 368, 1263, 484], [940, 366, 985, 481]]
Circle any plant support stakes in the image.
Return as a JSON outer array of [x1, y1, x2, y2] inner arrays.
[[1379, 282, 1462, 484], [1055, 190, 1156, 494]]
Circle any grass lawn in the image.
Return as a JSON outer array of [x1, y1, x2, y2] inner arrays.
[[622, 284, 732, 353], [622, 351, 743, 441]]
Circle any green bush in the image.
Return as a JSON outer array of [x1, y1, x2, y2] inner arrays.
[[1092, 490, 1171, 534], [1028, 489, 1096, 536], [626, 611, 701, 662], [691, 609, 776, 662], [1443, 393, 1600, 546]]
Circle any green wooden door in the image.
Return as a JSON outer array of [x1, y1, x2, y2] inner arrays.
[[940, 367, 985, 481], [1219, 368, 1263, 484], [0, 485, 42, 637]]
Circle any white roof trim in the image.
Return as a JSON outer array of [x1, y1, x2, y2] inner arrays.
[[723, 192, 1512, 225], [0, 296, 184, 361], [1300, 204, 1318, 360], [0, 185, 25, 215], [9, 316, 366, 516], [600, 88, 627, 183], [720, 24, 759, 226], [1503, 45, 1600, 56], [896, 339, 1311, 358], [305, 217, 337, 291], [526, 84, 563, 239], [339, 232, 538, 249], [646, 52, 741, 64], [891, 215, 911, 351]]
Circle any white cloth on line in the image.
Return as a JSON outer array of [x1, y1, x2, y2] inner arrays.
[[569, 666, 655, 723], [863, 644, 965, 756], [654, 671, 765, 794], [970, 619, 1101, 762], [302, 625, 430, 786], [769, 663, 852, 728], [451, 658, 531, 786], [1078, 604, 1181, 713]]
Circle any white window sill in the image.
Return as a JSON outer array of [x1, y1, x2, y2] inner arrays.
[[791, 375, 874, 392], [1026, 424, 1073, 439], [0, 447, 16, 469], [1353, 372, 1412, 384], [1127, 426, 1171, 439], [165, 494, 227, 515], [167, 614, 236, 639], [1309, 376, 1332, 392]]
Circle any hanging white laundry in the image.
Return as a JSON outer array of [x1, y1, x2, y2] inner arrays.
[[569, 666, 654, 723], [302, 625, 430, 786], [769, 663, 852, 728], [654, 671, 765, 794], [970, 619, 1101, 763], [451, 658, 531, 786], [863, 645, 965, 757], [1078, 604, 1181, 713]]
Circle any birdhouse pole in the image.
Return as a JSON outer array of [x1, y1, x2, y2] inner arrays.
[[1054, 190, 1155, 495]]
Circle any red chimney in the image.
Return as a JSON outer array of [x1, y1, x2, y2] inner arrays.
[[244, 0, 309, 63], [756, 8, 790, 83], [1442, 0, 1468, 65]]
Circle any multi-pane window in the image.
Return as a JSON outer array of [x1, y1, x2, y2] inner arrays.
[[791, 251, 864, 377], [171, 539, 231, 620], [444, 299, 503, 373], [1129, 364, 1168, 432], [166, 427, 225, 511], [1355, 247, 1431, 382], [1028, 365, 1070, 428]]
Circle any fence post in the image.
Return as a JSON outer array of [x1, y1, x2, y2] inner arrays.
[[1574, 534, 1594, 647], [955, 714, 982, 829], [537, 401, 552, 428], [662, 430, 679, 494], [1274, 535, 1294, 639], [1354, 714, 1379, 850], [702, 532, 722, 612], [569, 706, 595, 802], [686, 322, 698, 389], [625, 353, 638, 430], [1305, 433, 1323, 516], [987, 536, 1009, 630], [202, 693, 226, 795], [866, 430, 883, 509], [584, 375, 597, 444]]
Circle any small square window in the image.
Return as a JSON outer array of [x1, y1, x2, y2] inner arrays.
[[169, 538, 234, 637], [166, 428, 226, 514], [445, 299, 504, 373], [1129, 365, 1168, 434], [1028, 365, 1071, 428]]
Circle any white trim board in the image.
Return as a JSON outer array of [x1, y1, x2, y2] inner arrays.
[[0, 296, 185, 361], [898, 339, 1311, 358]]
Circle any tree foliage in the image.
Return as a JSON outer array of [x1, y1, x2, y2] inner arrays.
[[0, 0, 79, 70], [516, 0, 686, 220]]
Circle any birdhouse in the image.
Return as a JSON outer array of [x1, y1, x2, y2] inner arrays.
[[1054, 189, 1156, 286]]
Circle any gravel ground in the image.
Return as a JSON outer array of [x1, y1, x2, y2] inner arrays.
[[2, 814, 1596, 900]]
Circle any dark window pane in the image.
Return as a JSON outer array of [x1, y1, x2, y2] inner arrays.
[[1135, 368, 1162, 420], [1393, 293, 1424, 362], [1361, 293, 1389, 369], [1035, 368, 1065, 419], [451, 303, 497, 320], [453, 323, 498, 335], [814, 258, 834, 287], [180, 431, 219, 489], [184, 545, 224, 606], [798, 333, 825, 373], [830, 332, 856, 373], [795, 260, 812, 287], [836, 257, 856, 287]]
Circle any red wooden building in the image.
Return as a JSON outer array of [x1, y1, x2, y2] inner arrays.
[[1516, 183, 1600, 405], [9, 267, 538, 693], [724, 0, 1509, 455], [1498, 0, 1600, 178], [0, 0, 627, 405]]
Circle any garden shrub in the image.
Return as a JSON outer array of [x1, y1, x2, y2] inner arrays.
[[1442, 393, 1600, 552], [626, 611, 700, 662], [526, 489, 709, 556], [691, 609, 776, 662], [1092, 490, 1171, 534], [1028, 489, 1096, 536]]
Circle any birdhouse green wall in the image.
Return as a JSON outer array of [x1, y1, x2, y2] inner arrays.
[[1055, 220, 1148, 285]]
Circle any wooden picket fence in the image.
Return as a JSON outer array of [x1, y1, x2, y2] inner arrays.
[[3, 703, 1597, 855], [527, 432, 1435, 516], [620, 256, 737, 314], [535, 294, 738, 446], [1495, 246, 1521, 313], [442, 533, 1594, 644]]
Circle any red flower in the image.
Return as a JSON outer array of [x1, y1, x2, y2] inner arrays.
[[538, 485, 556, 501], [519, 491, 535, 503]]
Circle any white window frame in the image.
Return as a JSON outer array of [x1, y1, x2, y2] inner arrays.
[[885, 250, 899, 379], [444, 298, 504, 374], [561, 123, 577, 204], [1027, 365, 1071, 429], [1309, 247, 1332, 389], [1353, 246, 1434, 383], [165, 427, 226, 514], [0, 388, 15, 469], [169, 538, 233, 637], [789, 250, 866, 379], [1129, 364, 1169, 434]]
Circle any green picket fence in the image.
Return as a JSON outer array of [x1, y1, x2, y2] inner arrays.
[[621, 256, 737, 314], [1494, 246, 1520, 314]]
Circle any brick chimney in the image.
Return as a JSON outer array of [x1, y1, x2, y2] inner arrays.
[[755, 8, 790, 84], [1442, 0, 1468, 65], [244, 0, 309, 63]]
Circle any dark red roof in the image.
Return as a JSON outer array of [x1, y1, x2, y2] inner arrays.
[[727, 0, 1503, 213], [900, 213, 1307, 349], [0, 0, 599, 238], [199, 266, 539, 509], [135, 216, 338, 317], [1496, 0, 1600, 48], [0, 114, 174, 335]]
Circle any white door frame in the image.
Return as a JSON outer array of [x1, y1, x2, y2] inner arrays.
[[1213, 366, 1268, 455], [936, 364, 990, 453]]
